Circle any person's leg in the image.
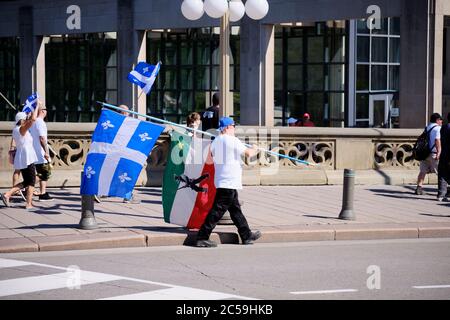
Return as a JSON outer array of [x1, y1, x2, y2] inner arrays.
[[416, 158, 430, 194], [438, 163, 447, 199], [21, 164, 36, 209], [12, 170, 20, 187], [227, 190, 252, 241], [197, 189, 231, 241]]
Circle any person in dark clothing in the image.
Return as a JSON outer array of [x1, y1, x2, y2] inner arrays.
[[201, 93, 220, 132], [437, 112, 450, 201]]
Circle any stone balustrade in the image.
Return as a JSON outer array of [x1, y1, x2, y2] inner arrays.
[[0, 122, 429, 188]]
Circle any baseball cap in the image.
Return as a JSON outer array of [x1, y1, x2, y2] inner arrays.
[[303, 113, 310, 119], [287, 117, 298, 124], [15, 112, 27, 124], [218, 117, 235, 132]]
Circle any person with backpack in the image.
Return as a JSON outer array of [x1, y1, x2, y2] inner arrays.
[[415, 113, 443, 195]]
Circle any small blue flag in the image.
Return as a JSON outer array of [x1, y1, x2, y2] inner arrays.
[[127, 61, 161, 95], [23, 93, 39, 113], [80, 109, 164, 199]]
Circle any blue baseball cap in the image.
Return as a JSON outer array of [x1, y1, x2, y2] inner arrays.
[[218, 117, 235, 131]]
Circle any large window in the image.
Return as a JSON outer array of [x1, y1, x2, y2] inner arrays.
[[354, 17, 400, 128], [274, 21, 347, 127], [0, 37, 20, 121], [147, 27, 240, 124], [45, 33, 117, 122]]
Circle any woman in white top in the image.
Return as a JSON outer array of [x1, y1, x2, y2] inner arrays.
[[1, 104, 39, 211]]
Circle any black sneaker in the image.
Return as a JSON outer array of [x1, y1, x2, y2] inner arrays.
[[243, 230, 262, 245], [38, 193, 54, 202], [196, 239, 218, 248], [415, 186, 423, 195]]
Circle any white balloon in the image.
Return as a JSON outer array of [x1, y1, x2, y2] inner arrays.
[[229, 0, 245, 22], [245, 0, 269, 20], [204, 0, 228, 18], [181, 0, 204, 21]]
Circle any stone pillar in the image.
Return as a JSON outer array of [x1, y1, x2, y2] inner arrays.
[[117, 0, 146, 118], [19, 6, 46, 107], [399, 0, 446, 128], [240, 18, 274, 126]]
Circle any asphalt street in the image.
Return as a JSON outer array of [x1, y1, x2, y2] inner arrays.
[[0, 238, 449, 300]]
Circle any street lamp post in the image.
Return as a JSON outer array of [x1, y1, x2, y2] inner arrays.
[[181, 0, 269, 118], [181, 0, 269, 225]]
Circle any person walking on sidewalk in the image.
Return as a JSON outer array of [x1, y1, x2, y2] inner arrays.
[[437, 112, 450, 201], [196, 117, 261, 247], [30, 103, 53, 201], [201, 93, 220, 132], [415, 113, 443, 195], [1, 106, 40, 211]]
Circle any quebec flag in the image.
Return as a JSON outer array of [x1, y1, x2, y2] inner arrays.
[[23, 93, 39, 113], [80, 109, 164, 199], [127, 61, 161, 94]]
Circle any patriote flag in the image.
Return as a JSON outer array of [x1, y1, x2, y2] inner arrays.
[[162, 130, 216, 229]]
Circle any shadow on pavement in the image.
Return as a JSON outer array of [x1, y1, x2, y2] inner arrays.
[[303, 214, 341, 220], [420, 213, 450, 218]]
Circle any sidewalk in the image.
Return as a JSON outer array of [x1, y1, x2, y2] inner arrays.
[[0, 185, 449, 253]]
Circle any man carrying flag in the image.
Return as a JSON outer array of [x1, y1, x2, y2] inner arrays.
[[80, 108, 164, 200]]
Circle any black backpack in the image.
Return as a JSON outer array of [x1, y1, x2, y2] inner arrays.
[[413, 125, 437, 161]]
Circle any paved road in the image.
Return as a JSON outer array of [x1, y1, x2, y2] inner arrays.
[[0, 238, 449, 300]]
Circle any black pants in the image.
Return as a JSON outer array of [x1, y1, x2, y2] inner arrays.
[[197, 188, 251, 242], [438, 160, 450, 197]]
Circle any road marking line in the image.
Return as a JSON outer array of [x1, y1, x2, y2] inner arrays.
[[0, 258, 256, 300], [413, 285, 450, 289], [290, 289, 358, 295], [102, 287, 239, 300], [0, 271, 122, 297]]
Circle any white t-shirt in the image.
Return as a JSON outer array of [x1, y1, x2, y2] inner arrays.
[[12, 126, 38, 170], [427, 123, 441, 153], [29, 118, 48, 164], [211, 134, 247, 190]]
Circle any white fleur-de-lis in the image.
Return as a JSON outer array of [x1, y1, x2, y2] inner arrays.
[[143, 67, 149, 73], [101, 120, 114, 130], [139, 132, 152, 142], [118, 172, 132, 183], [86, 166, 96, 179]]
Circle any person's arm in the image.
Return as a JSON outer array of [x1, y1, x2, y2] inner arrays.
[[244, 144, 258, 158], [19, 103, 39, 136], [435, 139, 441, 160], [9, 137, 16, 150]]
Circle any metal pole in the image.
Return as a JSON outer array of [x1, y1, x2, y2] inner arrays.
[[79, 172, 98, 229], [339, 169, 356, 220]]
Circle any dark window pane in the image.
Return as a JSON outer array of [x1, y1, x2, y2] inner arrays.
[[356, 93, 369, 119], [275, 38, 283, 64], [162, 91, 178, 114], [389, 38, 400, 63], [274, 90, 284, 124], [357, 36, 370, 62], [307, 37, 324, 63], [287, 65, 303, 90], [356, 65, 369, 91], [275, 65, 282, 90], [287, 37, 303, 63], [371, 65, 387, 90], [196, 66, 210, 90], [307, 65, 323, 91], [180, 41, 193, 65], [389, 65, 400, 91], [390, 17, 400, 35], [357, 20, 370, 34], [306, 93, 324, 125], [372, 37, 387, 62], [328, 35, 345, 63], [328, 93, 345, 125], [287, 92, 304, 118], [164, 42, 177, 65]]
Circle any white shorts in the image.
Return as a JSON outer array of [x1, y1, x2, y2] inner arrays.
[[419, 154, 439, 174]]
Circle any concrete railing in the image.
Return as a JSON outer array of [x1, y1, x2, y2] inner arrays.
[[1, 122, 430, 188]]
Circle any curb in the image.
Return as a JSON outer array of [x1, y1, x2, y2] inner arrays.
[[1, 227, 450, 253]]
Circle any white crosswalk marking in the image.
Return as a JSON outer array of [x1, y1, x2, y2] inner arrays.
[[0, 258, 255, 300], [102, 287, 243, 300]]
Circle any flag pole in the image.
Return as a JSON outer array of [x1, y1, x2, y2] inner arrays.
[[97, 101, 315, 166], [0, 91, 17, 110]]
